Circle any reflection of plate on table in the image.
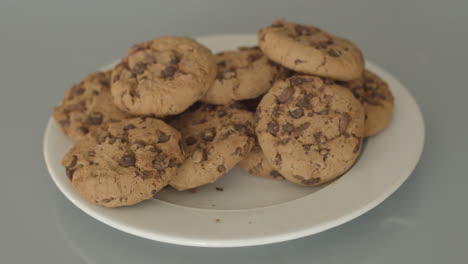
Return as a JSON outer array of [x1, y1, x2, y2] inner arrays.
[[44, 34, 425, 247]]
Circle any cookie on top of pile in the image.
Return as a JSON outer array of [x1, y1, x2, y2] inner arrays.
[[53, 19, 394, 207]]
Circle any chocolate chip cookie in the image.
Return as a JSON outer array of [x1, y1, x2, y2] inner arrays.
[[111, 36, 217, 116], [62, 117, 185, 207], [258, 19, 364, 81], [239, 143, 285, 180], [256, 75, 365, 186], [169, 104, 255, 191], [347, 70, 394, 136], [201, 46, 283, 105], [53, 71, 132, 141]]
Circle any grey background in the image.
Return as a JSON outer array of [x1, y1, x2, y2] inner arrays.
[[1, 0, 467, 263]]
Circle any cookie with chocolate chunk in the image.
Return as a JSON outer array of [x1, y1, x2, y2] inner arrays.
[[347, 70, 394, 136], [256, 75, 365, 186], [239, 143, 285, 180], [202, 47, 283, 105], [53, 71, 131, 141], [169, 104, 255, 191], [62, 117, 185, 207], [258, 19, 364, 81], [111, 36, 216, 116]]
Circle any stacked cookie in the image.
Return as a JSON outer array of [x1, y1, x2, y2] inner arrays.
[[53, 19, 394, 208], [240, 19, 394, 185]]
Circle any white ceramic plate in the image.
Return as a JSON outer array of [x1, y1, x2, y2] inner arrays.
[[44, 34, 425, 247]]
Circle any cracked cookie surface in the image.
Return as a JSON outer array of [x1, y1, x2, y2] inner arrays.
[[53, 71, 132, 141], [111, 36, 216, 116], [346, 70, 394, 136], [256, 75, 365, 186], [62, 117, 185, 207], [202, 46, 283, 105], [239, 142, 285, 180], [258, 19, 364, 81], [234, 98, 284, 180], [169, 104, 256, 191]]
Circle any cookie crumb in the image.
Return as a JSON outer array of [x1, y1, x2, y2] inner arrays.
[[215, 218, 221, 223], [215, 187, 224, 191]]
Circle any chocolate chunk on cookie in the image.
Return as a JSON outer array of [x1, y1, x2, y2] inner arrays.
[[258, 19, 364, 81], [111, 36, 217, 116], [239, 142, 285, 180], [169, 104, 256, 191], [62, 117, 185, 207], [256, 75, 365, 186], [346, 70, 394, 136], [202, 46, 286, 105], [53, 71, 131, 141]]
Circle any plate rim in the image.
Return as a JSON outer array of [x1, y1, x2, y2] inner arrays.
[[43, 33, 425, 247]]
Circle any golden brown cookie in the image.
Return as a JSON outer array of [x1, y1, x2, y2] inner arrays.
[[169, 104, 255, 191], [53, 71, 131, 141], [258, 19, 364, 81], [347, 70, 394, 136], [201, 47, 282, 105], [111, 36, 216, 116], [256, 75, 365, 186], [62, 117, 185, 207]]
